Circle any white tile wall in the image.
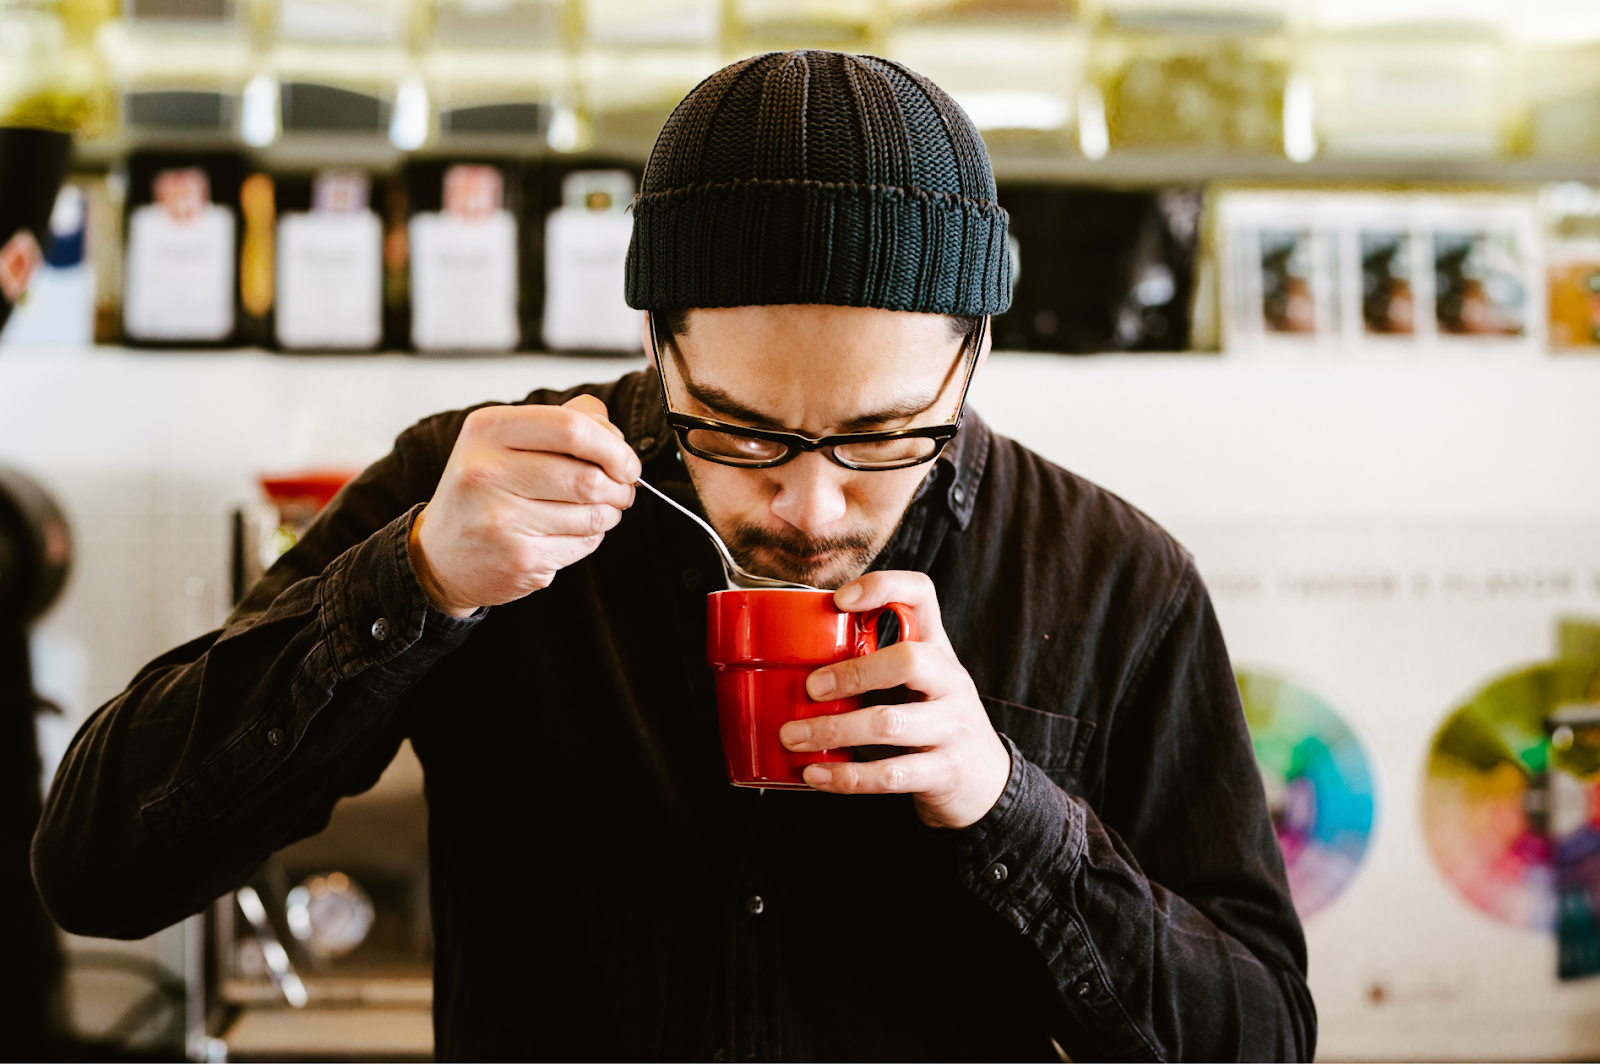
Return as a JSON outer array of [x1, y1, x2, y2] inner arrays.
[[5, 347, 1600, 1057]]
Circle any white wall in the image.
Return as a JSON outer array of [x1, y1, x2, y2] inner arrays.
[[4, 347, 1600, 1059]]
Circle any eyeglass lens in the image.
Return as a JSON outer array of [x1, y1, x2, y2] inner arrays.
[[682, 428, 940, 469]]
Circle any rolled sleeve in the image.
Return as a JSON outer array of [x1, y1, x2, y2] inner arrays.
[[320, 502, 485, 681], [948, 733, 1086, 933]]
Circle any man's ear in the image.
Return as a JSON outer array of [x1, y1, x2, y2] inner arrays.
[[640, 312, 657, 367]]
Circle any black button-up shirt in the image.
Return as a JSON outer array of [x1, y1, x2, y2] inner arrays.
[[33, 370, 1314, 1061]]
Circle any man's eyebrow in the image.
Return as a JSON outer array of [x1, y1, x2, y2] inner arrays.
[[678, 375, 790, 430], [675, 356, 943, 433]]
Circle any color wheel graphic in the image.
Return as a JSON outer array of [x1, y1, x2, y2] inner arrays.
[[1423, 656, 1600, 931], [1238, 670, 1376, 920]]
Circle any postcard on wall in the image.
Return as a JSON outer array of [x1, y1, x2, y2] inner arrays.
[[1219, 195, 1343, 353], [1217, 190, 1543, 358]]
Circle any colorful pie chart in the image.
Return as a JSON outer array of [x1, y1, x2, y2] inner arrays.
[[1422, 658, 1600, 931], [1238, 670, 1376, 920]]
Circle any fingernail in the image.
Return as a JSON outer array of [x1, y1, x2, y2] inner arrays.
[[802, 764, 829, 787], [780, 720, 811, 748], [806, 670, 836, 699], [835, 583, 862, 608]]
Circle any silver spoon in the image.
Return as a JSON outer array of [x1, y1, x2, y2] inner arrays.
[[634, 477, 819, 591]]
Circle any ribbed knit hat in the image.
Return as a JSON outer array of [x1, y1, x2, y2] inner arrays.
[[624, 50, 1011, 317]]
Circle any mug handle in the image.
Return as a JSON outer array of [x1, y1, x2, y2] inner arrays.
[[852, 602, 920, 658]]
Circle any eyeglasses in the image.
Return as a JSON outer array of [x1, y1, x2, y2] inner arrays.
[[648, 312, 984, 472]]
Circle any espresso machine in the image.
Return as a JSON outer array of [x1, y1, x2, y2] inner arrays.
[[186, 476, 434, 1062], [0, 467, 73, 1056]]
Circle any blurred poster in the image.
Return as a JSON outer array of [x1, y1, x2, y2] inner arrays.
[[123, 168, 235, 341], [276, 171, 383, 350], [542, 170, 640, 352], [410, 165, 518, 352]]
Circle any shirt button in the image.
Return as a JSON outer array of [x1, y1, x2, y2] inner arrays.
[[266, 728, 285, 746], [951, 484, 967, 505], [983, 861, 1009, 884], [682, 568, 703, 589], [1075, 978, 1093, 998], [637, 435, 656, 453], [370, 617, 390, 642], [745, 895, 765, 916]]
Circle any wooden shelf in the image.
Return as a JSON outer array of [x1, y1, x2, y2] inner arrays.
[[70, 116, 1600, 186]]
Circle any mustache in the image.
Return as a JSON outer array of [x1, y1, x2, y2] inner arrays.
[[728, 522, 879, 581]]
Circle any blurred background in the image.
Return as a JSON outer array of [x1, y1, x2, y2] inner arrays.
[[1, 0, 1599, 1059]]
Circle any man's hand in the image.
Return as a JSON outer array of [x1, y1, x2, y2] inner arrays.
[[409, 394, 639, 617], [779, 571, 1011, 829]]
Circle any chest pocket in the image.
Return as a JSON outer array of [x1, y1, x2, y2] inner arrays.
[[979, 695, 1095, 794]]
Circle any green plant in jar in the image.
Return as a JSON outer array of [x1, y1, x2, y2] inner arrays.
[[1090, 11, 1290, 155], [0, 0, 116, 136]]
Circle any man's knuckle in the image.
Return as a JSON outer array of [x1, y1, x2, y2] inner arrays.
[[578, 464, 611, 500], [562, 411, 598, 451], [477, 506, 513, 540], [462, 406, 495, 435], [882, 761, 908, 792], [458, 458, 497, 490], [876, 705, 908, 740], [512, 540, 545, 574]]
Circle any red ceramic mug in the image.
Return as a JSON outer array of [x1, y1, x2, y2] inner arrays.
[[706, 588, 919, 790]]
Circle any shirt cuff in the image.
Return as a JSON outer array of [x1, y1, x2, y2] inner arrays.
[[944, 732, 1087, 933], [318, 502, 486, 680]]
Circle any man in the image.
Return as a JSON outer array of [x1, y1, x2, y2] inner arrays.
[[34, 52, 1314, 1061]]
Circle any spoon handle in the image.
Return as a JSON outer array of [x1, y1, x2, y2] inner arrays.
[[633, 478, 818, 591], [633, 477, 739, 573]]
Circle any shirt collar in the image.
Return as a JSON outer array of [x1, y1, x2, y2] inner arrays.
[[935, 409, 990, 531]]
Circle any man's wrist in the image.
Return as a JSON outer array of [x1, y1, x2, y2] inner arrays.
[[407, 507, 477, 619]]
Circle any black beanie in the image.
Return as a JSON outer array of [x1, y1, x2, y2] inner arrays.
[[624, 50, 1011, 317]]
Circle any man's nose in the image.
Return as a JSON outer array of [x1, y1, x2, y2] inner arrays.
[[767, 453, 849, 533]]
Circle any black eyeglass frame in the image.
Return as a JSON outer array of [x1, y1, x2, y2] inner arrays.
[[647, 311, 986, 472]]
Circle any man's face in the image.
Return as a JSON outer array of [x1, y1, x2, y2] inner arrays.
[[649, 304, 986, 590]]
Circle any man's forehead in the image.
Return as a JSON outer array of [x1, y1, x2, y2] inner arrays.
[[663, 310, 970, 430]]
